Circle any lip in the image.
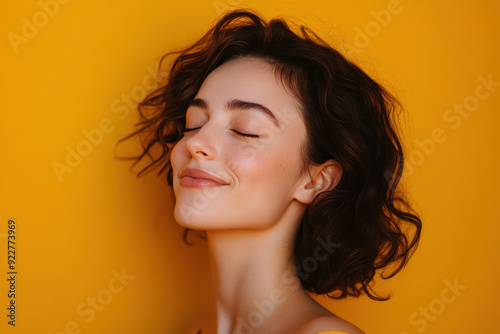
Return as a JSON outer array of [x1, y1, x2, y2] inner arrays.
[[179, 168, 230, 187]]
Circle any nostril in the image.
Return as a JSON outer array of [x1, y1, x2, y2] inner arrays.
[[184, 129, 216, 159]]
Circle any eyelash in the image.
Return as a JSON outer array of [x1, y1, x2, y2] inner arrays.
[[183, 127, 259, 138]]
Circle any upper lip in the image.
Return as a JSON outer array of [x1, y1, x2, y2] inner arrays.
[[179, 168, 229, 185]]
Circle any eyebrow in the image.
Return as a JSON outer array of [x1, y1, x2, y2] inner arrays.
[[188, 98, 280, 128]]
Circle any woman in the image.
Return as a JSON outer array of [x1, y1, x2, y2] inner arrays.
[[119, 9, 422, 334]]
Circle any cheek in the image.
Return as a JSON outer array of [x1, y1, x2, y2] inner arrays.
[[170, 140, 185, 170], [229, 141, 296, 189], [169, 140, 188, 190]]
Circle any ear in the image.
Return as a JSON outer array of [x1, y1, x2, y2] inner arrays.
[[293, 159, 342, 205]]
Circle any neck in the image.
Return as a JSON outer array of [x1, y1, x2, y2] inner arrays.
[[205, 202, 314, 334]]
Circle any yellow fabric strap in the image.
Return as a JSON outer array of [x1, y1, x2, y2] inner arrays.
[[315, 331, 350, 334]]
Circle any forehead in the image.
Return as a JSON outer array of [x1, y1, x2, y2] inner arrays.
[[195, 56, 303, 122]]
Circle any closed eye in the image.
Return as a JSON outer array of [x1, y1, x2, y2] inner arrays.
[[183, 127, 201, 133], [231, 130, 260, 138], [183, 127, 259, 138]]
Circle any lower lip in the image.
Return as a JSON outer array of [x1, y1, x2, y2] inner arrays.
[[180, 177, 228, 188]]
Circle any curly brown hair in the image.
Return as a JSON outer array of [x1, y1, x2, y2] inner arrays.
[[118, 8, 422, 301]]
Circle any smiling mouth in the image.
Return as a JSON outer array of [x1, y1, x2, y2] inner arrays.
[[179, 167, 229, 187], [180, 176, 229, 188]]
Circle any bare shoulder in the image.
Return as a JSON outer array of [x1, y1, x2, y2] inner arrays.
[[295, 314, 365, 334]]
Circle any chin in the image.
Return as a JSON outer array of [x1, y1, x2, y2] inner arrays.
[[174, 209, 205, 230], [173, 206, 223, 230]]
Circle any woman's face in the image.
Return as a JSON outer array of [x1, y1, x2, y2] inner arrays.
[[170, 56, 309, 230]]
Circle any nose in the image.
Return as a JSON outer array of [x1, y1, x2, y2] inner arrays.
[[184, 124, 217, 160]]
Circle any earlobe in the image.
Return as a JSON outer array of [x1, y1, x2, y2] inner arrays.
[[294, 160, 342, 204]]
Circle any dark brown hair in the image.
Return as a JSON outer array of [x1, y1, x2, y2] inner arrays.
[[118, 9, 422, 301]]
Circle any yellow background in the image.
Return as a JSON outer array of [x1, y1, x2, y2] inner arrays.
[[1, 0, 499, 333]]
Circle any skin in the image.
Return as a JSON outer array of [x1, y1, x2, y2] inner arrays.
[[170, 56, 363, 334]]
